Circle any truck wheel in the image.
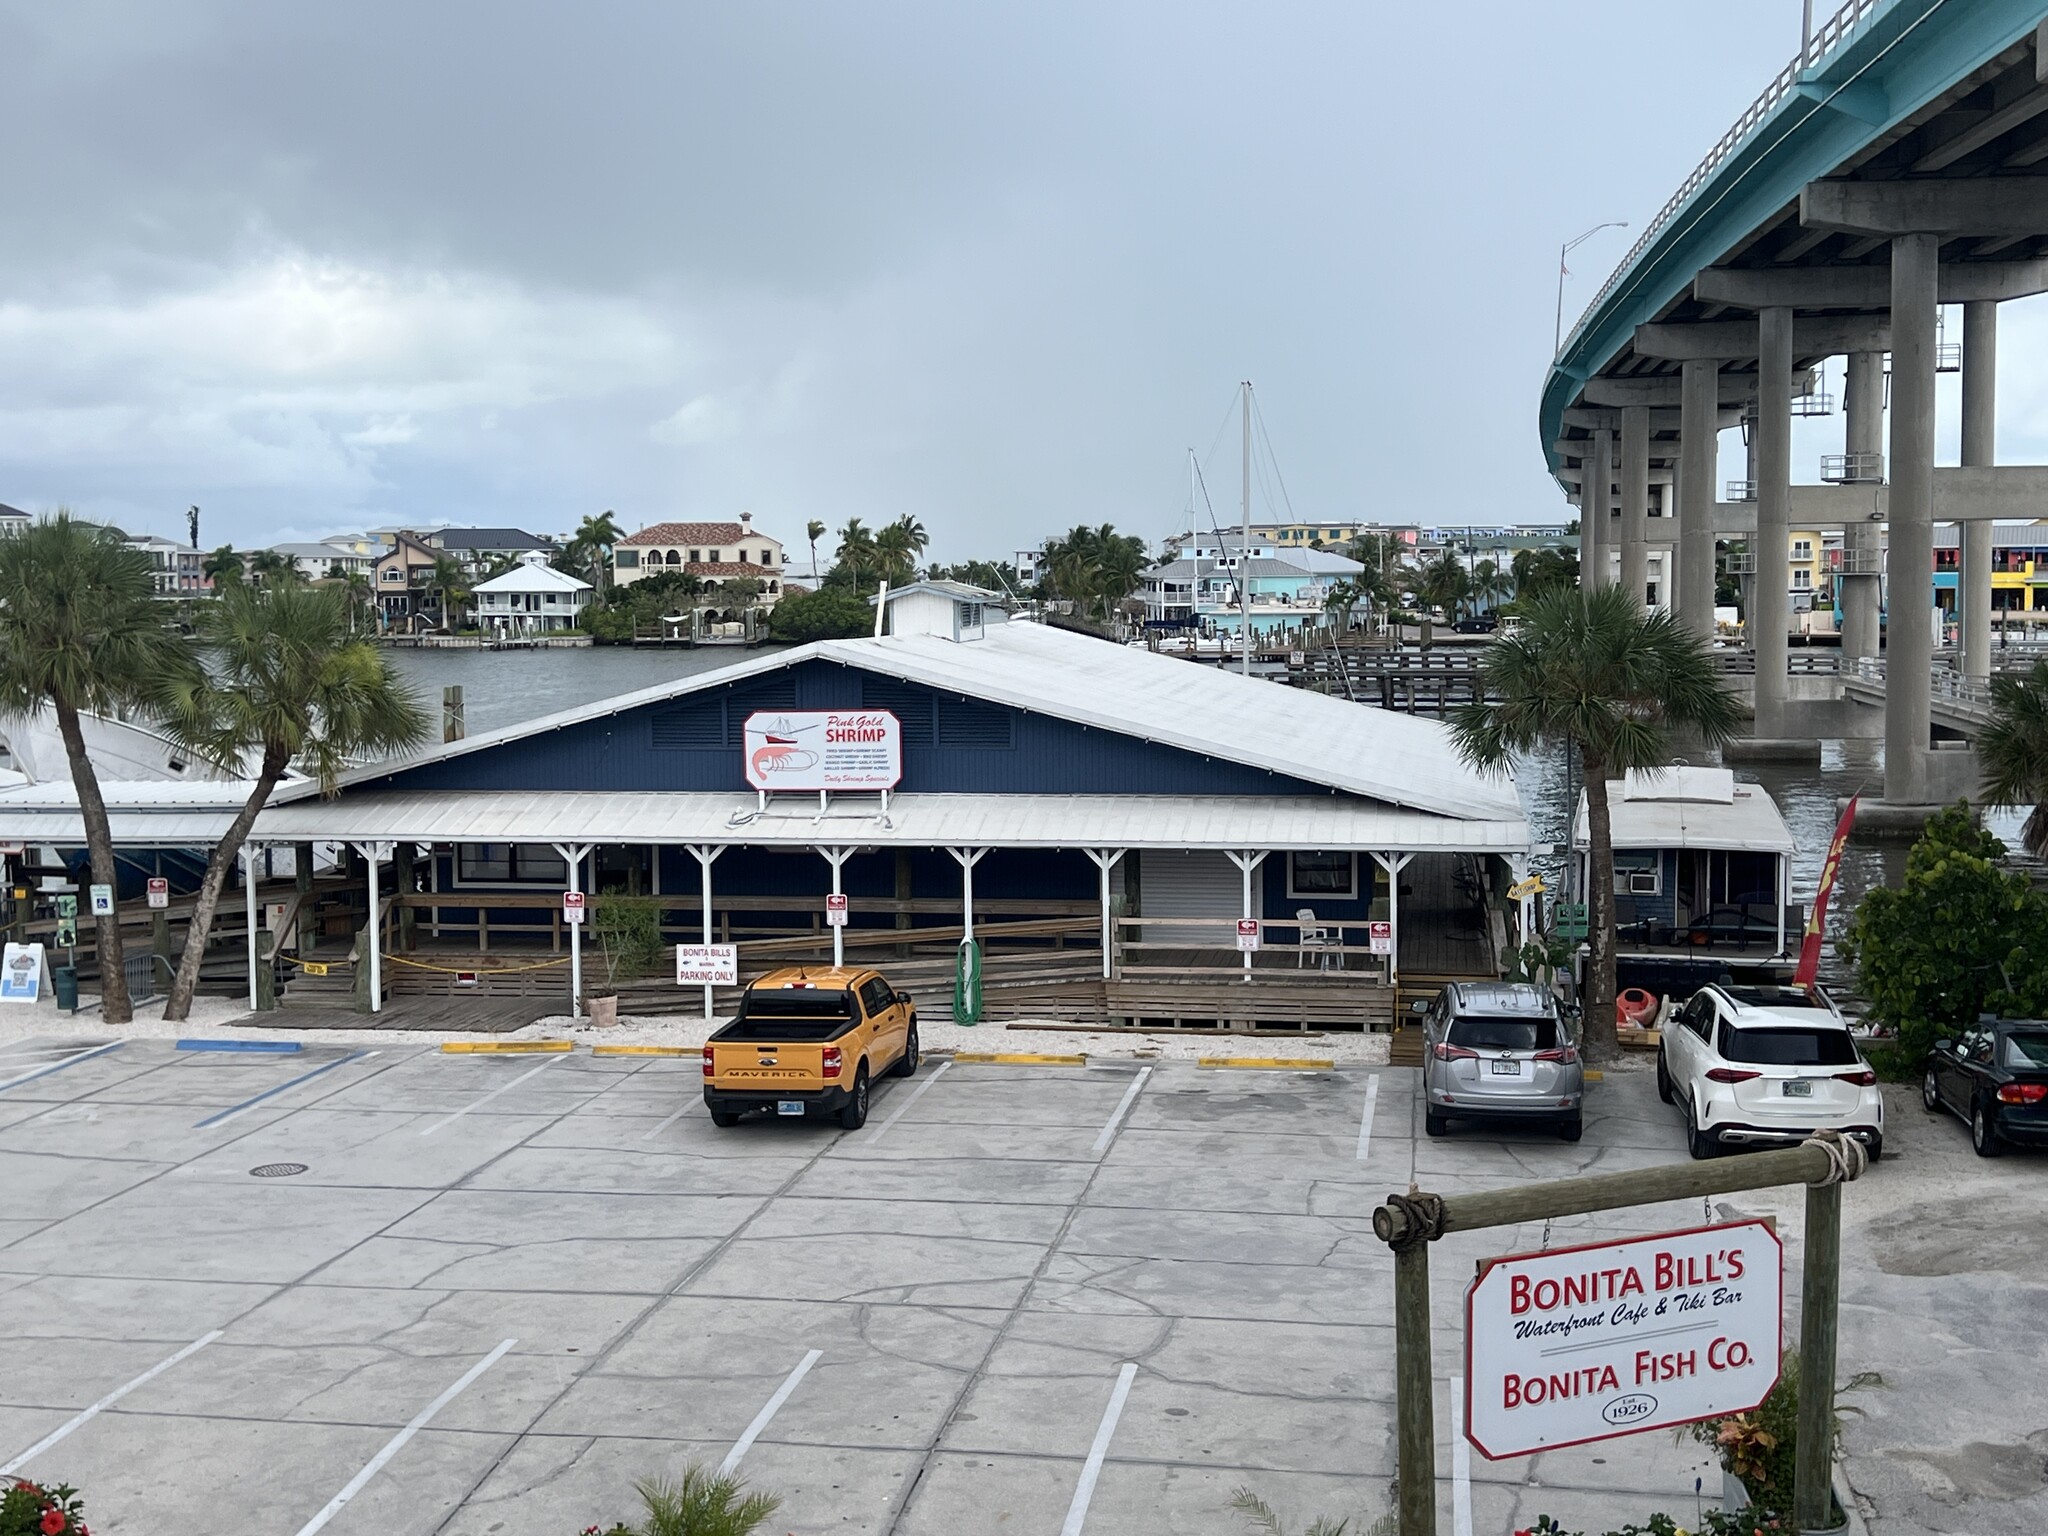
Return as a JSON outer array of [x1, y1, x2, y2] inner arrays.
[[1655, 1051, 1674, 1105], [1558, 1114, 1583, 1143], [890, 1024, 920, 1078], [1424, 1110, 1447, 1138], [1687, 1114, 1719, 1160], [838, 1065, 870, 1130], [709, 1110, 741, 1128]]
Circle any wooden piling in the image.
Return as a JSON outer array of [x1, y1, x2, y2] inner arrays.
[[1393, 1241, 1437, 1536], [1794, 1179, 1843, 1528]]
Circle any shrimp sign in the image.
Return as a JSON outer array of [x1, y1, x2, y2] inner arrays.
[[744, 711, 902, 792], [1464, 1218, 1782, 1459]]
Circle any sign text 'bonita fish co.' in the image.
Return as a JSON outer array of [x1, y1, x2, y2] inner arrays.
[[744, 712, 902, 792]]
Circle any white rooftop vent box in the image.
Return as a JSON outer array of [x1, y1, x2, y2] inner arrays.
[[1621, 766, 1735, 805], [877, 582, 1009, 642]]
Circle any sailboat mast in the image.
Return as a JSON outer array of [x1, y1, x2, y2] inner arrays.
[[1240, 379, 1252, 678]]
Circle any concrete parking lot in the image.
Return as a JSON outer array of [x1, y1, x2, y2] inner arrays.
[[0, 1033, 2040, 1535]]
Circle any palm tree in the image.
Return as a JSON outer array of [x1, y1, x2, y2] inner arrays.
[[620, 1466, 779, 1536], [429, 554, 471, 631], [157, 581, 429, 1022], [1447, 585, 1740, 1060], [805, 519, 826, 581], [874, 522, 917, 585], [574, 510, 623, 592], [0, 515, 204, 1023], [245, 548, 298, 587], [888, 514, 929, 562], [203, 544, 245, 587], [1980, 659, 2048, 854], [836, 518, 877, 589], [1417, 549, 1471, 623], [1469, 558, 1507, 613]]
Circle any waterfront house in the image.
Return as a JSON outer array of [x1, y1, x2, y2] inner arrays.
[[473, 551, 592, 634], [612, 513, 787, 605], [430, 527, 555, 570], [373, 532, 446, 632]]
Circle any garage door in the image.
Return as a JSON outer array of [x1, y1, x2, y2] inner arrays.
[[1139, 851, 1259, 948]]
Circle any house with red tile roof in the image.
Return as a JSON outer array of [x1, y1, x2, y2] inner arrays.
[[612, 512, 787, 606]]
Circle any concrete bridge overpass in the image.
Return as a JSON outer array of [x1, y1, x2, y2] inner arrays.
[[1545, 0, 2048, 813]]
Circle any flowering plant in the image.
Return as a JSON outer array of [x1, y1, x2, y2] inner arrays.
[[0, 1480, 89, 1536], [1518, 1512, 1785, 1536]]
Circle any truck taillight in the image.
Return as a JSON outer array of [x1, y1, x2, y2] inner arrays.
[[702, 1046, 714, 1079], [823, 1046, 843, 1080]]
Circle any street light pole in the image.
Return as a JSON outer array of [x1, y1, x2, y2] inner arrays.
[[1555, 221, 1630, 354]]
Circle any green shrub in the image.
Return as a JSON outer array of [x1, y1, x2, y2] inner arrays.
[[769, 586, 873, 642], [578, 1465, 780, 1536], [1, 1480, 88, 1536], [590, 893, 665, 984]]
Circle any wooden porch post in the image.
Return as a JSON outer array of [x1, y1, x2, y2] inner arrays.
[[1224, 850, 1269, 978], [554, 842, 593, 1014], [1373, 852, 1414, 990], [688, 844, 724, 1021], [243, 845, 261, 1013], [818, 846, 854, 968], [1084, 849, 1125, 980]]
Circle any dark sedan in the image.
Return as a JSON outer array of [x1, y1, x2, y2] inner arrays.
[[1922, 1020, 2048, 1156]]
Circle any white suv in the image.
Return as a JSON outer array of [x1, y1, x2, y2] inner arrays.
[[1658, 984, 1883, 1161]]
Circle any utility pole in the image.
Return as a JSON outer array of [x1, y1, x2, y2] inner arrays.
[[1240, 380, 1253, 679]]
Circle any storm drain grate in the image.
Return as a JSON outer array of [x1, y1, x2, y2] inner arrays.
[[249, 1162, 309, 1178]]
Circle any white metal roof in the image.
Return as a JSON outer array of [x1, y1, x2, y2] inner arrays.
[[1574, 777, 1795, 856], [249, 790, 1528, 852], [0, 781, 256, 844], [302, 618, 1521, 823], [473, 560, 591, 595]]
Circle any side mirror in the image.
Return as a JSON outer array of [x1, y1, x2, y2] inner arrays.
[[1410, 999, 1428, 1015], [896, 990, 913, 1006]]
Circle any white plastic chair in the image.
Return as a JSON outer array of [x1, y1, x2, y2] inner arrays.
[[1296, 908, 1341, 971]]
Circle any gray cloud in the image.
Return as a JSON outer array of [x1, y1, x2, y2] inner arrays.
[[0, 0, 1868, 559]]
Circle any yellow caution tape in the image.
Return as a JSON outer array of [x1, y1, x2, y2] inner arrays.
[[382, 953, 571, 976]]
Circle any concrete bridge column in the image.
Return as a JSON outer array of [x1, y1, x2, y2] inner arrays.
[[1961, 301, 1997, 680], [1753, 306, 1793, 738], [1839, 351, 1883, 663], [1886, 234, 1939, 808], [1583, 427, 1612, 590], [1620, 406, 1649, 608], [1678, 359, 1719, 639]]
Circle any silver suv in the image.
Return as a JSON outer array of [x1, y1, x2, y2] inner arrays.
[[1419, 981, 1584, 1141]]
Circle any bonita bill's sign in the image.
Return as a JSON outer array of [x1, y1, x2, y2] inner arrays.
[[744, 711, 903, 792], [1464, 1218, 1782, 1458]]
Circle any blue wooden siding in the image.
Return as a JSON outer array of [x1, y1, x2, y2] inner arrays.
[[361, 657, 1345, 797]]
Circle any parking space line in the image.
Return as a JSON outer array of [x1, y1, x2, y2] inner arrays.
[[641, 1102, 696, 1139], [0, 1041, 123, 1095], [191, 1050, 373, 1130], [1355, 1074, 1381, 1161], [863, 1059, 952, 1144], [0, 1330, 222, 1475], [418, 1056, 565, 1137], [1091, 1066, 1152, 1154], [1060, 1361, 1137, 1536], [293, 1338, 516, 1536], [1449, 1374, 1472, 1536], [718, 1348, 822, 1476]]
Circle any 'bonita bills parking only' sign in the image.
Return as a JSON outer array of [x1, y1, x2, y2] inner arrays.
[[1464, 1218, 1782, 1459]]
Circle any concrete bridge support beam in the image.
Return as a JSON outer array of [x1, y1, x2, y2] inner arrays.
[[1583, 428, 1612, 590], [1678, 360, 1719, 639], [1840, 352, 1883, 663], [1753, 307, 1793, 738], [1961, 301, 1997, 681], [1620, 406, 1649, 608], [1886, 234, 1939, 808]]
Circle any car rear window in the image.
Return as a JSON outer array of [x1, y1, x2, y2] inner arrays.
[[2004, 1032, 2048, 1070], [1719, 1026, 1858, 1066], [1448, 1015, 1559, 1052], [738, 991, 855, 1022]]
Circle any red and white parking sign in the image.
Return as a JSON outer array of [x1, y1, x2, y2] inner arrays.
[[1368, 921, 1393, 955], [826, 893, 848, 928], [563, 890, 586, 925], [146, 878, 170, 910], [1235, 918, 1261, 952]]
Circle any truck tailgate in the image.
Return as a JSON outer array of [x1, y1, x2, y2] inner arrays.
[[709, 1039, 828, 1089]]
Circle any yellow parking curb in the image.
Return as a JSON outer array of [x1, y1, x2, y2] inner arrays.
[[1197, 1056, 1336, 1070], [1583, 1070, 1604, 1082], [949, 1052, 1088, 1065], [591, 1044, 694, 1057], [441, 1040, 575, 1054]]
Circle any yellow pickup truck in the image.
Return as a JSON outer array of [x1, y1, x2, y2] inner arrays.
[[701, 966, 919, 1129]]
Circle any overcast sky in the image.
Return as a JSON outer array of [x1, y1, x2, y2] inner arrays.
[[8, 0, 2018, 565]]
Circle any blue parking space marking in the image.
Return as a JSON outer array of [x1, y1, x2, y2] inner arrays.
[[176, 1039, 305, 1053], [192, 1049, 372, 1129]]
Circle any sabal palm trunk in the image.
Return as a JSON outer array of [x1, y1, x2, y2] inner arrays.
[[162, 746, 287, 1022], [1581, 755, 1620, 1062], [52, 701, 132, 1023]]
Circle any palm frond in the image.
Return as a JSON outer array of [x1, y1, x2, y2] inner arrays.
[[631, 1465, 781, 1536]]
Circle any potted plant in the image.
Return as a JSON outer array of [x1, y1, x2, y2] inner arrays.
[[2, 1479, 89, 1536], [587, 892, 664, 1027]]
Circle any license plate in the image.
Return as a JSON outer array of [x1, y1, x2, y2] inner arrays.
[[1782, 1080, 1813, 1098], [777, 1100, 806, 1116], [1489, 1059, 1524, 1076]]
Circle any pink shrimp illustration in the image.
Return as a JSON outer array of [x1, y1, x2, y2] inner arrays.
[[750, 734, 818, 778]]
